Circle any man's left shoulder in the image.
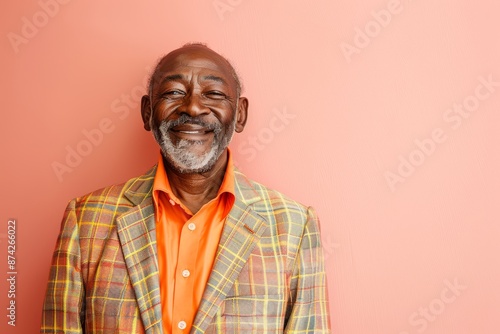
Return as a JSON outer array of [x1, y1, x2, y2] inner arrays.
[[234, 169, 315, 220]]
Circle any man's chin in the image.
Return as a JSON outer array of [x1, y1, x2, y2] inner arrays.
[[161, 147, 222, 174]]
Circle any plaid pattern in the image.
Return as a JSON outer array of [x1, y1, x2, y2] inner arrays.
[[41, 166, 331, 333]]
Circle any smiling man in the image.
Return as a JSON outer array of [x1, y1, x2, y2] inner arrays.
[[41, 43, 331, 334]]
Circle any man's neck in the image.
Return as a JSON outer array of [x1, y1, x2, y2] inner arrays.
[[164, 150, 228, 214]]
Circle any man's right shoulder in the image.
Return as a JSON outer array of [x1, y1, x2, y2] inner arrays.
[[69, 165, 157, 211]]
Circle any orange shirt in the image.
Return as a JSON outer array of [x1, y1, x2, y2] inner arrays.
[[152, 150, 235, 333]]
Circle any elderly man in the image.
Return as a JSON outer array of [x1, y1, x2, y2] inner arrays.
[[41, 43, 331, 333]]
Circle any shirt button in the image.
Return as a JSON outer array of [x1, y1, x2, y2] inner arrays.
[[188, 223, 196, 231], [178, 321, 187, 330], [169, 199, 175, 206], [182, 270, 190, 278]]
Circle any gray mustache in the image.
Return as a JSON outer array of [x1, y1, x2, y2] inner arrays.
[[166, 114, 221, 131]]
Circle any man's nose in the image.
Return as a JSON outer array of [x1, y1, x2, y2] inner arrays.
[[180, 93, 210, 117]]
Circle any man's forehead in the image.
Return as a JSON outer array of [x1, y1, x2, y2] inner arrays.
[[158, 47, 233, 77]]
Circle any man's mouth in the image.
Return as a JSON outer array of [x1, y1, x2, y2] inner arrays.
[[169, 124, 215, 139], [177, 130, 205, 134]]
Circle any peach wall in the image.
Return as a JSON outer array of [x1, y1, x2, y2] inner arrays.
[[1, 0, 499, 333]]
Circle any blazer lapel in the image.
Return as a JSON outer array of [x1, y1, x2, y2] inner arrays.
[[116, 167, 164, 334], [191, 169, 268, 333]]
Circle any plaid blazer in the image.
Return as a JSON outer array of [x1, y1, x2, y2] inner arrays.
[[41, 166, 331, 333]]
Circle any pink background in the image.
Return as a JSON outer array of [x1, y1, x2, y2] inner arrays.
[[1, 0, 499, 333]]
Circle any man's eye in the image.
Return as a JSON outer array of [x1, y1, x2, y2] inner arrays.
[[163, 90, 185, 99], [205, 91, 226, 100]]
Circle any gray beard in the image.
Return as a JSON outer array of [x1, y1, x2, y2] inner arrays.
[[151, 114, 236, 174]]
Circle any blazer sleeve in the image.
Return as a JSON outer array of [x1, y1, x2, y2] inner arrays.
[[41, 199, 85, 334], [285, 206, 332, 333]]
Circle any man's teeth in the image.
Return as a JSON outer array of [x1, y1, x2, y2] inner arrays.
[[180, 130, 202, 134]]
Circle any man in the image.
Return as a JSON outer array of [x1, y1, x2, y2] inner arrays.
[[41, 43, 331, 333]]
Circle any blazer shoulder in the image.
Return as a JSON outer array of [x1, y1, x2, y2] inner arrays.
[[235, 169, 314, 222], [71, 165, 157, 209]]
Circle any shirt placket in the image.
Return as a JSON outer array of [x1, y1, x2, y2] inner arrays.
[[171, 216, 200, 333]]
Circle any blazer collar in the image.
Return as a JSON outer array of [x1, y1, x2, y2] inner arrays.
[[122, 165, 156, 206]]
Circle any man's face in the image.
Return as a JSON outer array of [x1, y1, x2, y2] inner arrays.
[[142, 46, 247, 174]]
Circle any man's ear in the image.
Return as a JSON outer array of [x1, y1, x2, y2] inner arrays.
[[235, 97, 248, 133], [141, 95, 152, 131]]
